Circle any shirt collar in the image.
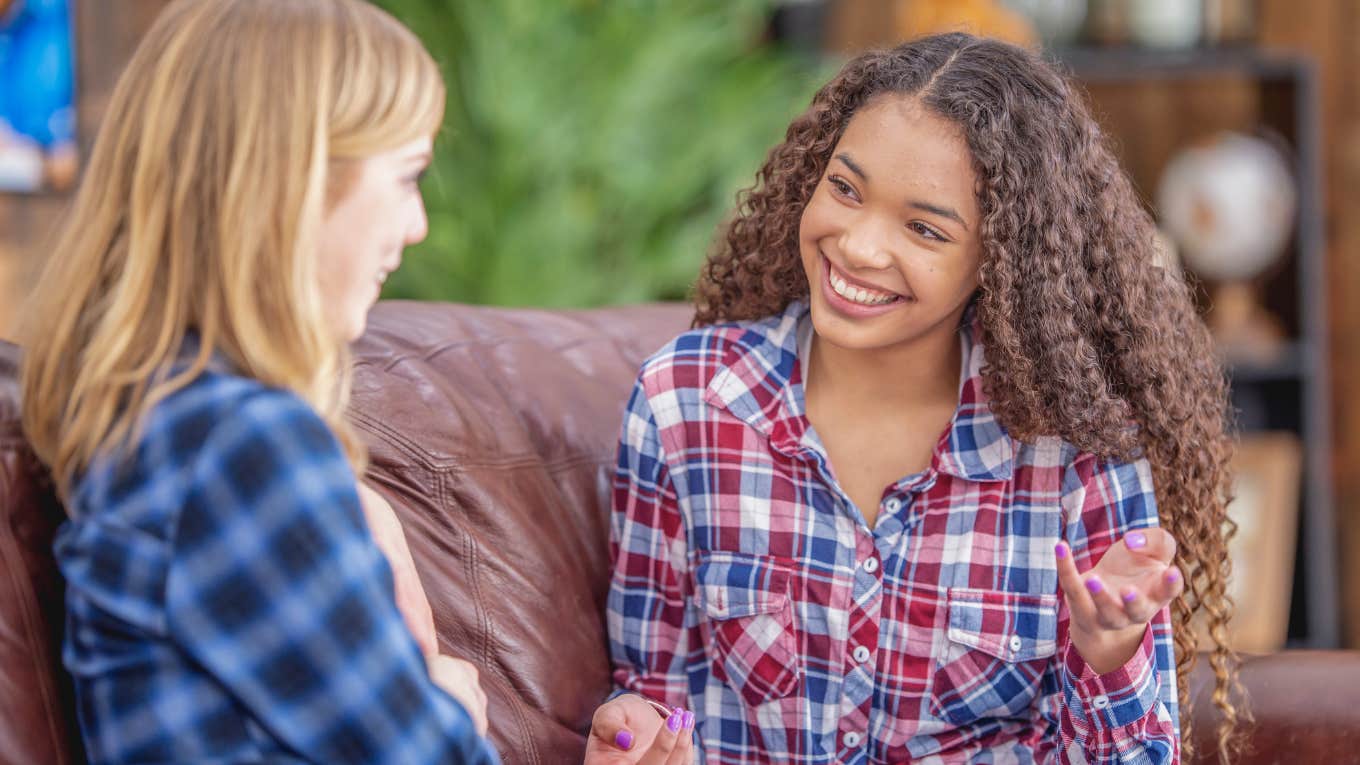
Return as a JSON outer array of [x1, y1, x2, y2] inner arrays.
[[703, 300, 1014, 483]]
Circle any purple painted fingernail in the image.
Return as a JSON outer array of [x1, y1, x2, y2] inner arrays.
[[1126, 531, 1147, 550], [683, 710, 695, 729], [667, 710, 683, 733], [1122, 590, 1138, 604], [615, 730, 633, 750], [1055, 543, 1068, 559], [1166, 569, 1180, 583], [1085, 577, 1104, 595]]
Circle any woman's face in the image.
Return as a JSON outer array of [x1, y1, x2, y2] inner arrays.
[[317, 136, 433, 342], [799, 94, 982, 355]]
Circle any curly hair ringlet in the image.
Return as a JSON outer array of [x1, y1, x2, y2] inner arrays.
[[693, 32, 1246, 763]]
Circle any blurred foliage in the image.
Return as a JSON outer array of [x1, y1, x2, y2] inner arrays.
[[372, 0, 828, 306]]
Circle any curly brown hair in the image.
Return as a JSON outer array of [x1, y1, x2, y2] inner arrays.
[[694, 33, 1245, 762]]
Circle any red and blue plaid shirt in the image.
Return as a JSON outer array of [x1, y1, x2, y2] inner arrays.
[[608, 301, 1178, 764]]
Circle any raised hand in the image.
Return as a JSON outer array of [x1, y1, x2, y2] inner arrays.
[[1055, 527, 1183, 674]]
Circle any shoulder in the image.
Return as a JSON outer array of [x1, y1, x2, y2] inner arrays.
[[165, 373, 361, 564], [149, 370, 340, 467], [90, 368, 354, 524], [73, 370, 326, 511], [1057, 444, 1158, 523], [173, 371, 349, 495], [635, 311, 793, 399]]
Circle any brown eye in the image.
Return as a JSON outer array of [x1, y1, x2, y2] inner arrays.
[[827, 175, 856, 200], [909, 221, 946, 242]]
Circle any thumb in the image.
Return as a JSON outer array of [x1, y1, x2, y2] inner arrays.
[[1123, 526, 1177, 565], [591, 696, 640, 752]]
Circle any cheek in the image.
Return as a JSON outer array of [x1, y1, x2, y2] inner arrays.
[[800, 193, 835, 240], [918, 256, 980, 303]]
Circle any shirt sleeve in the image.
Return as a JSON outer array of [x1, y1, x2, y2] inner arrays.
[[606, 376, 692, 709], [163, 388, 499, 765], [1038, 455, 1180, 765]]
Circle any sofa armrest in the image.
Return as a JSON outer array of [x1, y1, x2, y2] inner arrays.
[[1187, 650, 1360, 764]]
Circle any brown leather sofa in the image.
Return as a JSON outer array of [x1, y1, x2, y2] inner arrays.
[[2, 300, 1358, 764]]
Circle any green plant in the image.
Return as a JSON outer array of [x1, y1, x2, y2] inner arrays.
[[373, 0, 827, 307]]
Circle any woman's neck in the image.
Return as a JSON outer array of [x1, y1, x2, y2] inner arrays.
[[804, 323, 963, 414]]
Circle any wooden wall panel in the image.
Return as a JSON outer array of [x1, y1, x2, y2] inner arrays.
[[1257, 0, 1360, 647], [0, 0, 172, 339]]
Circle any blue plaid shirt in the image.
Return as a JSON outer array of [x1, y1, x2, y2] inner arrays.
[[55, 360, 499, 764]]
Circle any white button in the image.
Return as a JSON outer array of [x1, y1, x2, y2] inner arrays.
[[853, 645, 871, 663], [1092, 694, 1111, 710], [843, 731, 863, 748], [1009, 634, 1023, 653], [862, 557, 879, 573], [885, 497, 902, 512]]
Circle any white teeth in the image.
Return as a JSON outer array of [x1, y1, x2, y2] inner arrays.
[[830, 270, 896, 306], [376, 269, 389, 285]]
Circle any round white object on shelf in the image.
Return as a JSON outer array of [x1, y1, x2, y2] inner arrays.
[[1156, 131, 1297, 283]]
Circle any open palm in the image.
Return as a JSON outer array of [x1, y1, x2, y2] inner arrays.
[[1056, 528, 1183, 660]]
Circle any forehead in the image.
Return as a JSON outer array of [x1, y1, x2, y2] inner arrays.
[[835, 94, 978, 212]]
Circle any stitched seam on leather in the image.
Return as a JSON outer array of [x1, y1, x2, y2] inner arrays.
[[438, 471, 540, 764], [351, 408, 610, 473], [363, 333, 630, 373], [0, 458, 69, 764]]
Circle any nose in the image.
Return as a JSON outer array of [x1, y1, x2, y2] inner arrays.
[[838, 214, 895, 271], [406, 192, 429, 246]]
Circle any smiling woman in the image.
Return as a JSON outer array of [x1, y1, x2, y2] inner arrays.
[[800, 97, 980, 349], [604, 32, 1245, 765], [320, 138, 434, 342]]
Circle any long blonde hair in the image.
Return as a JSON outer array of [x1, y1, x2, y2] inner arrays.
[[21, 0, 445, 497]]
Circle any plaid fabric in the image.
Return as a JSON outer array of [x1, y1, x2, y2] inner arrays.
[[608, 301, 1178, 764], [56, 362, 498, 765]]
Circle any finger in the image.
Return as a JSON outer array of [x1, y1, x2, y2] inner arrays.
[[1055, 542, 1099, 625], [1117, 584, 1159, 625], [1122, 527, 1177, 566], [1084, 575, 1133, 630], [1149, 565, 1184, 605], [663, 710, 695, 765], [636, 707, 683, 765], [590, 695, 646, 754]]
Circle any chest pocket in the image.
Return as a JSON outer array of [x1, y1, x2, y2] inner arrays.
[[929, 587, 1059, 726], [694, 551, 800, 707]]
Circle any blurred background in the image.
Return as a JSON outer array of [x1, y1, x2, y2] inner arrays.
[[0, 0, 1357, 653]]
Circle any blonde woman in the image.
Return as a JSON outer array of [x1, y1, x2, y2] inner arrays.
[[20, 0, 496, 762]]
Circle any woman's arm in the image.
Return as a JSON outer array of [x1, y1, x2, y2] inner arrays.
[[606, 380, 693, 706], [1038, 456, 1181, 765], [356, 482, 439, 657]]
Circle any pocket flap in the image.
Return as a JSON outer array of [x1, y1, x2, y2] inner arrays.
[[694, 551, 791, 620], [946, 588, 1059, 662]]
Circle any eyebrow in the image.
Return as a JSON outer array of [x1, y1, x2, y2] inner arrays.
[[835, 152, 969, 232], [834, 152, 868, 181], [909, 200, 969, 231]]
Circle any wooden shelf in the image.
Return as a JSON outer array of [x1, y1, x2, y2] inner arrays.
[[1227, 341, 1313, 384]]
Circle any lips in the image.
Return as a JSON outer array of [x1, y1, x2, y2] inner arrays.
[[816, 253, 912, 318], [822, 254, 908, 301]]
